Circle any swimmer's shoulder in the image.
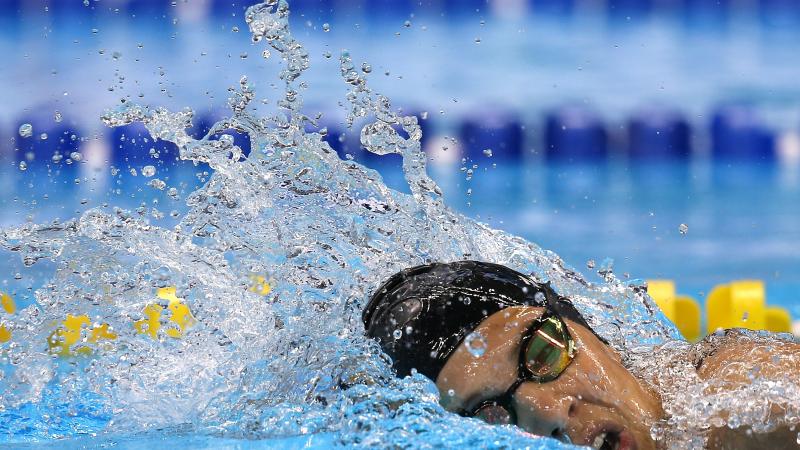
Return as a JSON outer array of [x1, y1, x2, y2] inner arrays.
[[689, 330, 800, 450], [690, 328, 800, 380]]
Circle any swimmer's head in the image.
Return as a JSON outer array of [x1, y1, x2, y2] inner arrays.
[[363, 260, 663, 449]]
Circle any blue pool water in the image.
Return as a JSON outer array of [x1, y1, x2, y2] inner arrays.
[[4, 159, 797, 316]]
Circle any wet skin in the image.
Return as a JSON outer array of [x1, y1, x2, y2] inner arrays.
[[436, 306, 664, 450], [698, 336, 800, 450]]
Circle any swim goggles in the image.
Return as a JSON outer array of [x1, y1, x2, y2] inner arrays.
[[460, 310, 577, 426]]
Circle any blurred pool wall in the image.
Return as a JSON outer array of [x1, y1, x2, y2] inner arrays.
[[1, 0, 800, 327]]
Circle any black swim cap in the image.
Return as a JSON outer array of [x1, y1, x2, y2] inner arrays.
[[362, 260, 600, 381]]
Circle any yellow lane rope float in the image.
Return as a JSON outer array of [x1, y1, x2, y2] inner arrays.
[[649, 279, 795, 340], [647, 280, 702, 341], [706, 280, 766, 333], [0, 291, 16, 343], [10, 277, 275, 355], [133, 287, 197, 340], [765, 306, 792, 334], [47, 315, 118, 357], [47, 286, 203, 356], [248, 274, 272, 296]]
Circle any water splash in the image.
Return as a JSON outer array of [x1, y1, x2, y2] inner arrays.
[[1, 0, 795, 448]]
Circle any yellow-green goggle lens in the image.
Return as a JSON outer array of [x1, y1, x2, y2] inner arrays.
[[524, 317, 573, 380]]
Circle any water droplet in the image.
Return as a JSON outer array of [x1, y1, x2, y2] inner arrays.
[[447, 389, 455, 397], [148, 179, 166, 190], [586, 259, 595, 269], [392, 329, 402, 339], [534, 291, 546, 304], [70, 152, 82, 161], [262, 49, 271, 59], [679, 223, 688, 235], [18, 161, 27, 171], [361, 63, 372, 74], [40, 133, 48, 140], [482, 149, 492, 157], [322, 23, 330, 32], [474, 37, 481, 44], [142, 165, 156, 177], [597, 258, 614, 282], [464, 331, 487, 357], [18, 123, 33, 138], [54, 111, 62, 122], [403, 20, 411, 28]]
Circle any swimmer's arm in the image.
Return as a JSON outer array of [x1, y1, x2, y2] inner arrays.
[[697, 336, 800, 450]]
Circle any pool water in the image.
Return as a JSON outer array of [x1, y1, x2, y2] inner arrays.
[[6, 158, 796, 311]]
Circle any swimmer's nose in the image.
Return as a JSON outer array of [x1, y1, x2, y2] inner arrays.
[[512, 382, 575, 441]]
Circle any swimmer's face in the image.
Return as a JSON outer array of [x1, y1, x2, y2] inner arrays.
[[436, 306, 663, 450]]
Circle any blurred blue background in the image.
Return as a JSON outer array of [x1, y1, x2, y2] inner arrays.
[[1, 0, 799, 324]]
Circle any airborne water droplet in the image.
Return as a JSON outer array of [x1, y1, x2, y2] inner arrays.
[[464, 331, 487, 357], [142, 165, 156, 177], [148, 179, 166, 190], [18, 123, 33, 138], [322, 23, 330, 32], [679, 223, 688, 235]]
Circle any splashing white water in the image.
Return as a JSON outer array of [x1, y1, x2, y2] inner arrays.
[[0, 1, 797, 448]]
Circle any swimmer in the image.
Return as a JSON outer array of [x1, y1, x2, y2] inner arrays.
[[362, 261, 800, 450]]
